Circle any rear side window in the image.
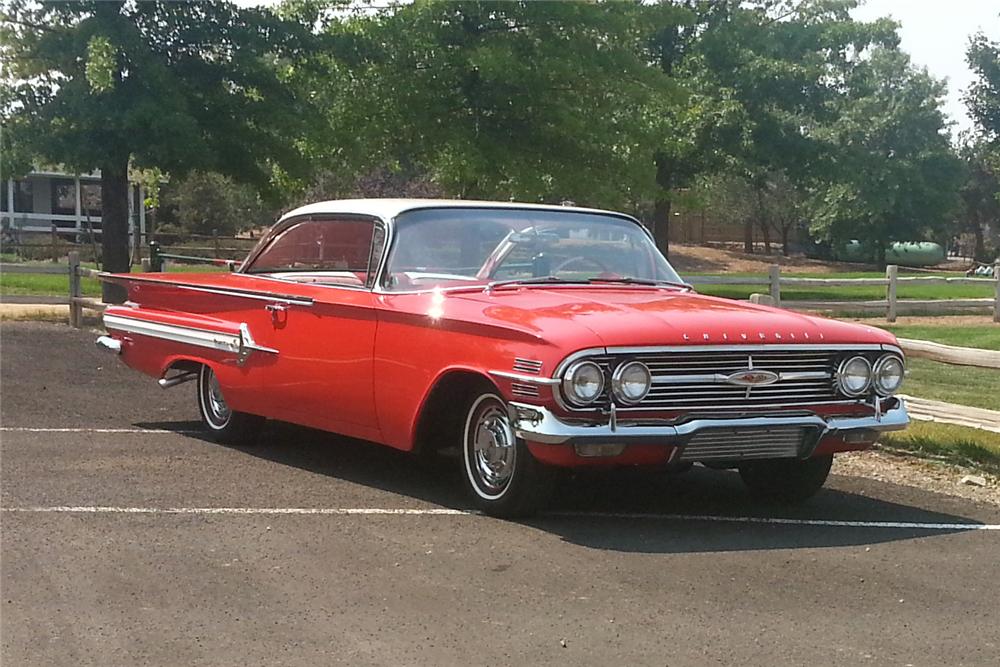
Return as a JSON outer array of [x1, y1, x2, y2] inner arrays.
[[246, 217, 383, 287]]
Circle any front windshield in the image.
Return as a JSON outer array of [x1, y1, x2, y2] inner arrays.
[[383, 207, 683, 292]]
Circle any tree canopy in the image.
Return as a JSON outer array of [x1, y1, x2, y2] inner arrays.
[[2, 0, 997, 278], [1, 0, 322, 298]]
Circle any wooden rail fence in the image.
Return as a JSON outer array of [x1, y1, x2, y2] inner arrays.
[[688, 263, 1000, 322], [0, 251, 105, 326]]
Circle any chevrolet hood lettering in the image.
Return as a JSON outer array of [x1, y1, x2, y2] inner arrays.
[[724, 370, 779, 387]]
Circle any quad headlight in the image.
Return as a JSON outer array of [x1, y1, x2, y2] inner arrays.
[[561, 360, 605, 406], [873, 354, 905, 396], [611, 361, 651, 405], [837, 355, 872, 396]]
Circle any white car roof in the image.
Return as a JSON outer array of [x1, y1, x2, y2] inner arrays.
[[278, 198, 634, 223]]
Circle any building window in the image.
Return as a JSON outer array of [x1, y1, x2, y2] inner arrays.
[[1, 180, 33, 213]]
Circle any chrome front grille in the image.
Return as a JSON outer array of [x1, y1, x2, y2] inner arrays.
[[678, 426, 807, 462], [592, 348, 844, 412]]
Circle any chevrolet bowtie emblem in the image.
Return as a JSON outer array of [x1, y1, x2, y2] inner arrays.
[[724, 369, 779, 386]]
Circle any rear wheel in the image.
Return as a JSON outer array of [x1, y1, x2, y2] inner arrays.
[[738, 455, 833, 503], [197, 365, 265, 444], [461, 392, 553, 518]]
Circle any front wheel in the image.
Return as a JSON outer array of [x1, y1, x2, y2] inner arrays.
[[738, 455, 833, 503], [197, 365, 265, 444], [461, 393, 553, 518]]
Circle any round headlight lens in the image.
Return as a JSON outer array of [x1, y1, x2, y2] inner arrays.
[[612, 361, 651, 405], [838, 355, 872, 396], [562, 361, 605, 406], [873, 355, 904, 396]]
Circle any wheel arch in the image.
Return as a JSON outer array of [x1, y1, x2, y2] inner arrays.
[[411, 368, 500, 455]]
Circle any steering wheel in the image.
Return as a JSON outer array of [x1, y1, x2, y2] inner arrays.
[[552, 255, 612, 275]]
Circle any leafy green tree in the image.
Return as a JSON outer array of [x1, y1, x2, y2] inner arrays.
[[312, 0, 670, 209], [644, 0, 897, 256], [809, 47, 962, 264], [957, 139, 1000, 261], [158, 171, 275, 238], [966, 33, 1000, 146], [1, 0, 321, 300]]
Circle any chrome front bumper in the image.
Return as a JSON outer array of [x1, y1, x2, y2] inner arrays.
[[508, 400, 910, 446]]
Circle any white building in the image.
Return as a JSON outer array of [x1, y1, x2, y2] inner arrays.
[[1, 170, 148, 241]]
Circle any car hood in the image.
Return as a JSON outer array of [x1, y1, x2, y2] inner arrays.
[[446, 286, 897, 349]]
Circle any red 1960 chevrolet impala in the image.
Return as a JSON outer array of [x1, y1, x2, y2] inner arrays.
[[97, 199, 908, 517]]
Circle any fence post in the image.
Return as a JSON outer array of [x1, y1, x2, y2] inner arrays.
[[149, 241, 162, 272], [50, 223, 58, 263], [68, 251, 81, 328], [768, 265, 781, 306], [994, 262, 1000, 324], [886, 264, 898, 323]]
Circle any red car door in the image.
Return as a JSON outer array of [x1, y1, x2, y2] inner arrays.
[[244, 216, 384, 442]]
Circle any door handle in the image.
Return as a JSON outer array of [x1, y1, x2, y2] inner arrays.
[[265, 302, 288, 324]]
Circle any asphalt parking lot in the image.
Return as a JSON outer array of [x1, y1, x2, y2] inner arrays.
[[2, 321, 999, 666]]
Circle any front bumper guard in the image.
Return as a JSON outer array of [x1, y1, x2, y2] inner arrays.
[[508, 400, 910, 448]]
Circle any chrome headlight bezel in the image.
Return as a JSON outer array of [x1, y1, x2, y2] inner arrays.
[[873, 354, 904, 396], [611, 360, 652, 405], [837, 355, 873, 397], [561, 360, 605, 406]]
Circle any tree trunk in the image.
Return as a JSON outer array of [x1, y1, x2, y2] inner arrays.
[[754, 184, 770, 254], [743, 219, 753, 254], [653, 197, 671, 258], [100, 157, 131, 303], [780, 223, 791, 257], [973, 222, 986, 262], [653, 155, 672, 258]]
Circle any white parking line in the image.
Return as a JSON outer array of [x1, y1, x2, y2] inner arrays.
[[2, 505, 998, 530], [0, 427, 199, 434]]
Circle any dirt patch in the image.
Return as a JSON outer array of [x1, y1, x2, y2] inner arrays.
[[668, 243, 975, 276], [668, 244, 871, 274], [844, 315, 997, 328], [835, 449, 1000, 506]]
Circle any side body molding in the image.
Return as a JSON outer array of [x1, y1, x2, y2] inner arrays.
[[102, 312, 277, 365]]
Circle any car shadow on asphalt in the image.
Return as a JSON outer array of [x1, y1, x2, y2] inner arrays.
[[135, 418, 994, 555]]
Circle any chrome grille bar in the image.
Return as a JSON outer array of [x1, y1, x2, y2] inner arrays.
[[678, 426, 806, 462], [586, 348, 844, 412]]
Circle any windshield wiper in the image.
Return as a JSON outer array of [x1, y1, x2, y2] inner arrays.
[[485, 276, 590, 291], [588, 277, 693, 290]]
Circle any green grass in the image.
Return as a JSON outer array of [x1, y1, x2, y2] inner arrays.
[[0, 261, 227, 298], [691, 271, 994, 302], [877, 324, 1000, 350], [900, 358, 1000, 412], [880, 421, 1000, 475]]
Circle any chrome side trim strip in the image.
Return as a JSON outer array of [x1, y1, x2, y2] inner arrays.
[[508, 400, 909, 446], [99, 274, 315, 306], [488, 370, 561, 386], [103, 314, 278, 365]]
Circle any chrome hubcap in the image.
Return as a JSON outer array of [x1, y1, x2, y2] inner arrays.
[[205, 370, 231, 426], [470, 404, 516, 494]]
